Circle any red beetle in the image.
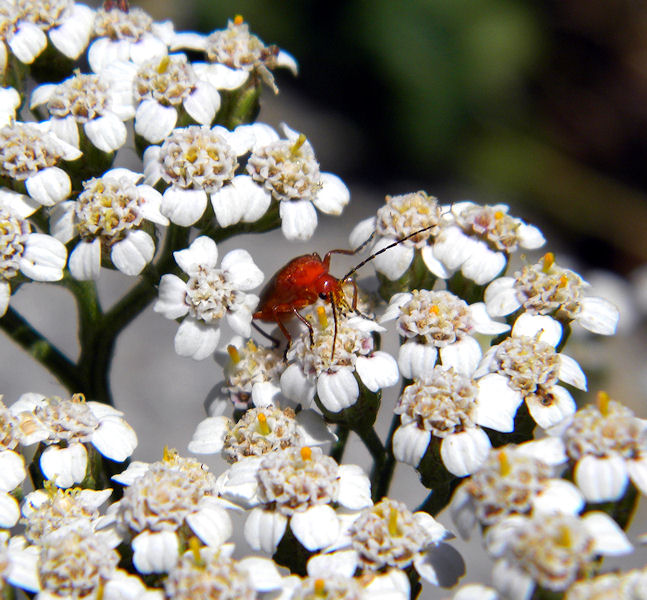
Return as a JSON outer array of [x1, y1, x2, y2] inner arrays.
[[253, 225, 435, 359]]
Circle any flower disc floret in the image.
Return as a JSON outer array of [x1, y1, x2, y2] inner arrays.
[[0, 401, 20, 450], [247, 135, 321, 203], [256, 447, 339, 516], [222, 406, 303, 463], [349, 498, 430, 570], [0, 123, 62, 180], [396, 367, 478, 437], [93, 6, 153, 41], [289, 576, 364, 600], [75, 177, 144, 244], [185, 266, 240, 323], [0, 208, 30, 280], [16, 0, 69, 29], [375, 191, 443, 243], [454, 204, 528, 253], [34, 394, 99, 443], [224, 340, 285, 402], [134, 54, 197, 106], [39, 529, 119, 599], [46, 72, 109, 123], [160, 126, 237, 192]]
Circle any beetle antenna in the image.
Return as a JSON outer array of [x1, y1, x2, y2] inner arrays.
[[340, 224, 436, 282]]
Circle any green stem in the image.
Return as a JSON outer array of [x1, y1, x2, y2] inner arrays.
[[330, 425, 350, 464], [372, 411, 400, 501], [0, 306, 82, 393]]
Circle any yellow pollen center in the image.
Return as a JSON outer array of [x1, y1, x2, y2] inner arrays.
[[556, 524, 573, 548], [156, 55, 170, 74], [316, 305, 328, 329], [163, 446, 178, 463], [558, 274, 569, 288], [257, 412, 271, 436], [597, 391, 611, 416], [188, 536, 204, 567], [388, 507, 400, 536], [300, 446, 312, 461], [542, 252, 555, 272], [290, 133, 307, 155], [497, 450, 511, 477], [227, 344, 241, 364], [494, 210, 505, 220], [429, 304, 440, 315], [71, 393, 86, 404], [314, 579, 326, 596], [234, 14, 244, 26]]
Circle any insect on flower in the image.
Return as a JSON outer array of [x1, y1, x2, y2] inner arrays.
[[252, 225, 436, 359]]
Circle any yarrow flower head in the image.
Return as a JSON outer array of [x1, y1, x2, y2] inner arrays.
[[111, 448, 234, 574], [0, 121, 81, 207], [154, 235, 264, 360], [380, 289, 509, 379], [475, 313, 587, 429], [30, 70, 131, 153], [242, 123, 350, 240], [484, 252, 620, 335], [487, 511, 632, 600], [0, 202, 67, 317], [281, 571, 411, 600], [547, 392, 647, 503], [0, 399, 28, 528], [88, 4, 174, 73], [280, 307, 399, 415], [217, 445, 372, 554], [0, 0, 94, 74], [50, 167, 168, 280], [9, 392, 137, 488], [564, 567, 647, 600], [172, 15, 298, 93]]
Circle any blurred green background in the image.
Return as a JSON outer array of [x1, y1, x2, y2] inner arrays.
[[99, 0, 647, 272]]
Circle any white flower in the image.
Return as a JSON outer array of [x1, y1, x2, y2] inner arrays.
[[189, 404, 335, 461], [0, 86, 20, 127], [9, 392, 137, 488], [312, 497, 464, 588], [432, 202, 545, 285], [153, 236, 264, 360], [546, 393, 647, 503], [484, 252, 620, 335], [30, 71, 131, 153], [0, 121, 81, 207], [172, 16, 298, 94], [0, 1, 94, 72], [380, 289, 509, 379], [243, 123, 350, 240], [144, 125, 259, 227], [488, 511, 631, 600], [102, 53, 221, 144], [280, 307, 399, 414], [88, 5, 175, 73], [0, 202, 67, 317], [110, 450, 234, 574], [217, 446, 372, 554], [565, 568, 647, 600], [50, 168, 168, 280], [280, 571, 410, 600], [474, 313, 587, 429]]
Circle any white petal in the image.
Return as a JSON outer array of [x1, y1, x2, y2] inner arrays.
[[414, 543, 465, 586], [512, 313, 562, 347], [532, 479, 584, 515], [280, 364, 316, 405], [174, 235, 219, 272], [516, 437, 567, 465], [0, 188, 39, 218], [475, 373, 522, 432], [627, 455, 647, 496], [461, 244, 505, 285], [49, 200, 76, 242], [153, 274, 189, 319], [48, 4, 94, 59], [135, 99, 177, 143], [469, 302, 510, 335], [337, 464, 372, 509], [25, 167, 71, 206], [440, 428, 491, 477], [277, 49, 299, 75], [316, 369, 359, 412], [228, 122, 279, 155], [312, 173, 350, 215], [0, 281, 10, 317], [211, 176, 270, 227], [110, 231, 155, 276], [237, 557, 283, 592], [20, 233, 67, 281], [578, 296, 620, 335], [582, 511, 632, 556], [138, 184, 169, 225], [307, 550, 358, 579], [130, 35, 167, 64], [84, 113, 127, 152], [557, 353, 587, 390], [91, 417, 137, 462], [183, 80, 220, 125], [449, 484, 477, 539], [244, 507, 287, 553], [492, 559, 535, 600], [398, 342, 437, 380], [484, 276, 520, 316], [517, 223, 545, 249], [440, 337, 482, 376], [161, 188, 208, 226], [47, 115, 80, 148], [132, 530, 179, 574], [433, 226, 475, 270], [69, 239, 101, 281], [380, 292, 413, 323], [186, 501, 232, 546], [40, 443, 88, 488], [0, 493, 19, 528], [174, 317, 221, 360], [188, 416, 230, 454], [355, 351, 399, 392], [202, 63, 249, 90], [280, 199, 318, 241], [9, 22, 46, 64], [143, 145, 162, 185], [226, 303, 254, 338], [392, 423, 430, 467], [575, 455, 628, 503], [291, 504, 340, 551], [372, 237, 414, 280], [0, 451, 25, 492], [30, 84, 57, 108], [221, 249, 264, 290], [88, 38, 129, 73], [526, 385, 575, 429], [421, 244, 451, 279], [171, 32, 207, 51], [349, 216, 376, 250]]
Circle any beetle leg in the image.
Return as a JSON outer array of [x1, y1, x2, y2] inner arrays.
[[252, 321, 281, 348], [291, 307, 315, 346]]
